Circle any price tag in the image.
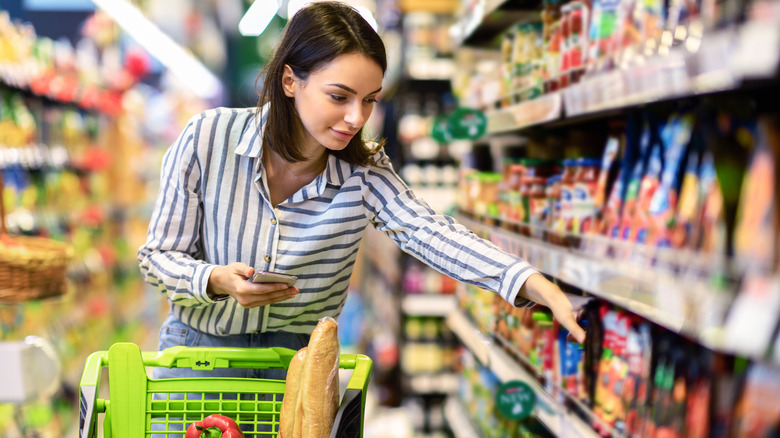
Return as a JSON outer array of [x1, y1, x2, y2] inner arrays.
[[495, 380, 536, 421]]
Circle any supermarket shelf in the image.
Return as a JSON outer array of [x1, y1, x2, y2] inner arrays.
[[444, 396, 481, 438], [485, 92, 562, 135], [471, 17, 780, 136], [407, 372, 460, 395], [562, 21, 780, 118], [446, 309, 601, 438], [450, 0, 539, 48], [453, 214, 780, 363], [402, 294, 457, 317]]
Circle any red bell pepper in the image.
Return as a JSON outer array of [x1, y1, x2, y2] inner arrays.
[[185, 414, 245, 438]]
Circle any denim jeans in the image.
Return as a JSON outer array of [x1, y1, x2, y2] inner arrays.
[[150, 311, 310, 437]]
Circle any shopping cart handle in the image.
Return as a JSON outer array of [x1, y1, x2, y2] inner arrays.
[[142, 345, 297, 370]]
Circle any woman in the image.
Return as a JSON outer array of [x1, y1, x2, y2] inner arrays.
[[138, 1, 585, 382]]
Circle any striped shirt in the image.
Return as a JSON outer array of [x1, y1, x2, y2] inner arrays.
[[138, 107, 537, 336]]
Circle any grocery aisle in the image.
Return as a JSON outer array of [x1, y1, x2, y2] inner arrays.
[[2, 0, 780, 437]]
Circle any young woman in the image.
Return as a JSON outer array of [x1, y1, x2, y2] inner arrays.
[[138, 1, 585, 382]]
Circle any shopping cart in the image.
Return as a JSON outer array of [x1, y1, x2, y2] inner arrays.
[[78, 342, 372, 438]]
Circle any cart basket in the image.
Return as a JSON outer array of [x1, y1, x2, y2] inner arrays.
[[78, 342, 372, 438]]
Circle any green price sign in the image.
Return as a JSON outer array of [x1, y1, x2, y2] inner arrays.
[[495, 380, 536, 421], [450, 107, 487, 140], [431, 114, 455, 144]]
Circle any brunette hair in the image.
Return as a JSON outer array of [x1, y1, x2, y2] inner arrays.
[[256, 1, 387, 166]]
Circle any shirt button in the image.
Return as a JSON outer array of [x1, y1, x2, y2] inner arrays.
[[271, 218, 277, 225], [264, 255, 272, 263]]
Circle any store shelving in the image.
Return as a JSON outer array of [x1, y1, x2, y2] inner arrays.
[[446, 308, 603, 438], [485, 91, 563, 134], [450, 0, 539, 48], [401, 294, 457, 317], [444, 396, 481, 438], [453, 214, 777, 360], [407, 372, 460, 395], [561, 19, 780, 118], [469, 13, 780, 136]]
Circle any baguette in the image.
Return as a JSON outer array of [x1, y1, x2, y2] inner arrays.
[[279, 347, 307, 438], [300, 318, 340, 438]]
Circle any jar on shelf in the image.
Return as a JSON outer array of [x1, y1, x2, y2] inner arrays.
[[572, 158, 601, 234], [560, 159, 580, 235], [528, 177, 548, 239], [521, 157, 561, 179], [507, 162, 526, 226], [558, 3, 572, 90], [475, 172, 502, 224], [567, 0, 589, 85], [498, 158, 515, 224], [545, 174, 562, 240]]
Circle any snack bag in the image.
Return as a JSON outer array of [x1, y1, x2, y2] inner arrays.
[[648, 113, 695, 247], [732, 363, 780, 438], [619, 117, 654, 244], [733, 116, 779, 272], [670, 139, 702, 249], [695, 152, 727, 255], [622, 320, 652, 437], [685, 350, 712, 438], [559, 322, 586, 401], [593, 306, 631, 435]]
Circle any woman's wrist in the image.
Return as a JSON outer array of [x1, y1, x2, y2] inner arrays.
[[206, 265, 230, 300]]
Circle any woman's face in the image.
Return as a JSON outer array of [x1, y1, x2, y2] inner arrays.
[[283, 52, 383, 155]]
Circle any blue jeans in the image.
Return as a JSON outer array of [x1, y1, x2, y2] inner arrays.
[[150, 311, 310, 436]]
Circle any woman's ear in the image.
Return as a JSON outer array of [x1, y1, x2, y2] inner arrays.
[[282, 64, 296, 98]]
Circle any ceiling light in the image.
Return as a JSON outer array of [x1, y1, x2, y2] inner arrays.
[[90, 0, 221, 100], [239, 0, 280, 36]]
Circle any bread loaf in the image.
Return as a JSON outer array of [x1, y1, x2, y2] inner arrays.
[[279, 347, 307, 438], [300, 318, 340, 438]]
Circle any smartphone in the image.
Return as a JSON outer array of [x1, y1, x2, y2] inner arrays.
[[249, 270, 298, 287]]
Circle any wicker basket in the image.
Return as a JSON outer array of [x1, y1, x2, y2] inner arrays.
[[0, 173, 74, 302]]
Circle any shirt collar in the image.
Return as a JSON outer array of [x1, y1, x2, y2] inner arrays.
[[234, 106, 265, 158], [235, 103, 353, 190]]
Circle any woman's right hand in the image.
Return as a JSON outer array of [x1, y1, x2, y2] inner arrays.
[[207, 262, 299, 308]]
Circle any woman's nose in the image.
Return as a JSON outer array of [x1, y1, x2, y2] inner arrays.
[[345, 102, 365, 127]]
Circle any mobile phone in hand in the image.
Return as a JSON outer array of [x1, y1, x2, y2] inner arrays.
[[249, 270, 298, 287]]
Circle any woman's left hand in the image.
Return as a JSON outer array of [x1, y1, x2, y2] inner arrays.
[[519, 274, 586, 343]]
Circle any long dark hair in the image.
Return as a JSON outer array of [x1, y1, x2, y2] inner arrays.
[[256, 2, 387, 166]]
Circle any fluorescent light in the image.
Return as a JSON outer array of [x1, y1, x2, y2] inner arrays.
[[239, 0, 280, 36], [90, 0, 221, 100]]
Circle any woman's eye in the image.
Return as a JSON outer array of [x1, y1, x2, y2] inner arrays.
[[330, 94, 346, 102], [364, 98, 378, 104]]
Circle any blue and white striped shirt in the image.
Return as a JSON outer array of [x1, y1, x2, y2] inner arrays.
[[138, 107, 537, 336]]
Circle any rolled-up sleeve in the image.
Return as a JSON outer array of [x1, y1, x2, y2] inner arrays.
[[363, 152, 538, 308], [137, 116, 218, 307]]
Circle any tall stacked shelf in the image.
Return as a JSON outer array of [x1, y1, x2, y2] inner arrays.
[[0, 9, 207, 436], [440, 0, 780, 436]]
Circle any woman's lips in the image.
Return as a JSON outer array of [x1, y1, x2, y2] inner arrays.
[[331, 128, 357, 141]]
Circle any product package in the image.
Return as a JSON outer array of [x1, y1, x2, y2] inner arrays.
[[593, 305, 631, 435], [733, 116, 780, 272], [647, 113, 695, 247], [732, 363, 780, 437], [622, 319, 652, 437]]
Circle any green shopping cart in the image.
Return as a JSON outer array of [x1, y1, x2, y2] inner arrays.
[[78, 343, 372, 438]]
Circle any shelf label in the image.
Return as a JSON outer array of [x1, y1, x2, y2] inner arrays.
[[496, 380, 536, 421]]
